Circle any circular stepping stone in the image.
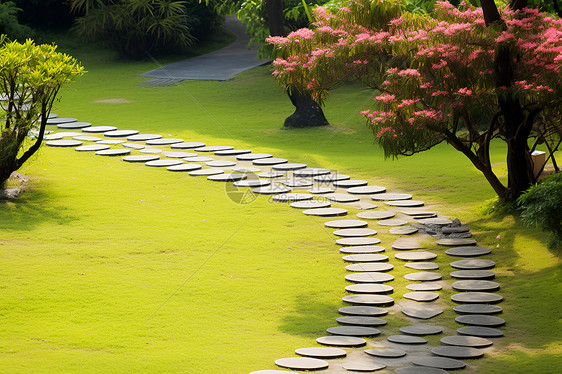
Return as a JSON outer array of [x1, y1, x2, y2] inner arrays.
[[145, 159, 183, 167], [352, 202, 378, 210], [313, 174, 351, 183], [44, 132, 82, 140], [95, 149, 130, 156], [207, 173, 247, 182], [308, 187, 335, 194], [450, 259, 495, 270], [167, 164, 202, 172], [290, 200, 331, 209], [446, 246, 491, 257], [431, 346, 484, 359], [357, 211, 396, 220], [327, 326, 380, 337], [451, 292, 503, 304], [401, 305, 443, 320], [185, 156, 213, 162], [340, 245, 385, 254], [400, 325, 443, 336], [316, 336, 366, 347], [336, 316, 387, 326], [390, 226, 419, 235], [206, 160, 236, 168], [47, 117, 76, 125], [325, 219, 368, 229], [231, 166, 261, 173], [274, 357, 328, 371], [453, 304, 502, 315], [195, 145, 233, 152], [345, 283, 393, 294], [295, 347, 346, 359], [406, 262, 439, 270], [162, 151, 196, 158], [97, 139, 125, 145], [104, 129, 139, 137], [46, 139, 82, 147], [122, 143, 145, 150], [413, 214, 439, 219], [303, 207, 347, 217], [441, 335, 493, 348], [342, 361, 386, 372], [336, 237, 381, 246], [73, 135, 102, 142], [392, 238, 422, 250], [279, 179, 313, 188], [324, 193, 360, 203], [253, 157, 288, 166], [237, 153, 273, 161], [334, 228, 377, 237], [127, 134, 162, 141], [396, 252, 437, 261], [139, 148, 162, 154], [365, 348, 406, 358], [234, 179, 270, 188], [347, 185, 386, 194], [455, 314, 505, 327], [450, 270, 495, 280], [170, 141, 205, 149], [215, 149, 251, 156], [333, 179, 368, 188], [410, 356, 466, 370], [404, 272, 442, 281], [371, 193, 412, 201], [346, 263, 393, 272], [377, 218, 408, 226], [57, 121, 91, 129], [395, 367, 449, 374], [294, 168, 331, 177], [123, 155, 160, 163], [457, 326, 503, 337], [272, 162, 307, 171], [82, 126, 117, 133], [342, 254, 389, 263], [452, 280, 500, 292], [75, 144, 110, 152], [258, 171, 284, 178], [339, 306, 388, 316], [385, 200, 425, 207], [345, 273, 394, 284], [252, 185, 291, 195], [436, 238, 477, 246], [250, 371, 291, 374], [387, 335, 427, 344], [342, 294, 394, 306], [404, 292, 439, 302], [272, 193, 313, 202], [406, 283, 442, 291], [189, 169, 224, 176], [420, 218, 453, 225], [401, 210, 439, 216]]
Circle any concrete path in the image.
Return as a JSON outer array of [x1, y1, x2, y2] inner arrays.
[[141, 16, 270, 85]]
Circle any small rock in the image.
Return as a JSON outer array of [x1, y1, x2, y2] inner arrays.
[[451, 218, 462, 227]]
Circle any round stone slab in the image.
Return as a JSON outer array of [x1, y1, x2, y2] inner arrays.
[[450, 259, 496, 270], [257, 171, 284, 178], [43, 133, 73, 140], [336, 316, 387, 327], [410, 356, 466, 370], [325, 219, 368, 229], [46, 139, 82, 147], [387, 335, 427, 344], [46, 117, 77, 125], [272, 162, 307, 171], [231, 166, 261, 173], [279, 179, 313, 188], [303, 207, 347, 217], [207, 173, 247, 182], [313, 174, 351, 183], [346, 263, 393, 272], [139, 148, 162, 154], [450, 270, 495, 280], [404, 272, 442, 281], [347, 185, 386, 195], [406, 283, 442, 291], [392, 238, 422, 250], [104, 129, 139, 137], [365, 348, 406, 358], [333, 179, 368, 188], [327, 326, 380, 337], [436, 238, 477, 246], [206, 160, 236, 167], [290, 200, 331, 209], [446, 246, 491, 257], [127, 134, 163, 141], [295, 347, 346, 359], [333, 228, 377, 237], [451, 292, 503, 304], [339, 245, 385, 254], [352, 202, 378, 210], [401, 305, 443, 320], [57, 121, 91, 129], [308, 187, 335, 194], [316, 336, 366, 347], [97, 139, 125, 145], [390, 226, 419, 235], [339, 306, 388, 316], [75, 144, 110, 152], [453, 304, 502, 315], [395, 367, 449, 374], [123, 155, 160, 163], [400, 325, 443, 336], [441, 335, 493, 348], [345, 283, 393, 294], [274, 357, 328, 371], [252, 185, 291, 195], [371, 193, 412, 201], [185, 156, 213, 162], [194, 145, 233, 152], [95, 149, 130, 156], [377, 218, 408, 226], [122, 143, 145, 150], [342, 254, 389, 263], [404, 292, 439, 302], [396, 252, 438, 261], [455, 314, 505, 327], [82, 125, 117, 133], [385, 200, 425, 207], [345, 273, 394, 284], [234, 179, 271, 188], [337, 237, 381, 246], [452, 280, 500, 292], [253, 157, 288, 166], [188, 169, 224, 176], [419, 217, 453, 225], [324, 193, 360, 203], [162, 151, 196, 158], [237, 153, 273, 161], [342, 294, 394, 306], [214, 149, 251, 156], [170, 141, 205, 149], [167, 164, 202, 172], [342, 361, 386, 372], [272, 193, 313, 202], [457, 326, 503, 337], [145, 159, 183, 167], [294, 168, 331, 177], [406, 262, 439, 271], [431, 346, 484, 359]]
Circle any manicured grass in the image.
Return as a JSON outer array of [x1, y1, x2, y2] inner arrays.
[[1, 36, 561, 373]]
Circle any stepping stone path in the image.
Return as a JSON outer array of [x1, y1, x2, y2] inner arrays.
[[44, 120, 505, 374]]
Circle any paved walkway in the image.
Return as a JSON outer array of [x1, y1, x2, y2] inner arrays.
[[141, 16, 270, 85]]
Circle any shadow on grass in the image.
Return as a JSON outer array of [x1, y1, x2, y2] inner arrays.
[[278, 293, 340, 338]]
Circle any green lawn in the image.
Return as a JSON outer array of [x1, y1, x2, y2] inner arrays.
[[0, 36, 560, 373]]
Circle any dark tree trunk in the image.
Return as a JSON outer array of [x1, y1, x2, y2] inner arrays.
[[266, 0, 285, 37], [284, 90, 329, 128]]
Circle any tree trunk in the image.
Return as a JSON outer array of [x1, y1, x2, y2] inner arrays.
[[266, 0, 285, 37], [284, 89, 329, 128]]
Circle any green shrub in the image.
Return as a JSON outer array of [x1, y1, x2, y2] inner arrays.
[[0, 1, 32, 40], [517, 173, 562, 249]]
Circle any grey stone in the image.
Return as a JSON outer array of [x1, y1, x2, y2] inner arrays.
[[364, 348, 406, 358], [431, 346, 484, 359], [104, 130, 139, 138], [325, 219, 368, 228], [185, 156, 213, 162], [450, 259, 495, 270], [377, 218, 409, 226], [206, 160, 236, 167], [234, 179, 271, 188], [194, 145, 233, 152], [303, 207, 347, 217], [440, 335, 493, 348], [272, 193, 313, 202], [412, 214, 439, 219], [457, 326, 503, 337], [95, 149, 131, 156], [308, 187, 335, 194], [188, 169, 224, 176], [316, 335, 366, 347], [342, 254, 389, 263], [436, 238, 477, 246], [342, 361, 386, 371], [324, 193, 361, 203], [371, 193, 412, 201], [207, 173, 247, 182], [451, 292, 503, 304], [442, 226, 470, 234], [313, 174, 352, 184], [327, 326, 381, 337], [170, 141, 205, 149], [97, 139, 125, 145], [127, 134, 163, 141], [252, 157, 288, 166], [122, 143, 145, 150], [214, 149, 251, 156], [392, 238, 422, 250], [396, 252, 438, 261], [145, 159, 183, 167], [395, 367, 448, 374], [231, 166, 261, 173], [82, 125, 117, 133], [139, 148, 163, 154], [344, 273, 394, 284], [404, 272, 442, 282], [387, 335, 427, 345], [279, 179, 313, 188], [406, 283, 442, 291], [453, 304, 502, 315], [294, 168, 331, 177], [346, 263, 393, 272], [385, 200, 425, 207], [161, 151, 197, 158], [274, 357, 329, 370], [419, 218, 453, 225], [409, 356, 465, 370], [257, 171, 284, 178], [347, 185, 386, 195], [342, 294, 394, 306], [252, 185, 291, 195], [46, 117, 77, 125], [450, 270, 495, 280], [236, 153, 273, 161], [400, 210, 438, 217], [357, 211, 396, 220], [334, 228, 377, 237], [333, 179, 368, 188], [404, 292, 439, 302], [75, 144, 110, 152], [452, 280, 500, 292], [46, 139, 83, 147], [399, 325, 443, 335], [290, 200, 331, 209], [167, 164, 202, 172], [405, 262, 439, 270], [122, 155, 160, 163], [351, 202, 378, 210], [295, 347, 346, 359], [345, 283, 393, 294], [337, 316, 387, 327], [390, 226, 419, 235], [57, 121, 91, 129], [339, 306, 388, 317], [455, 314, 505, 327], [445, 246, 491, 257], [401, 305, 443, 320], [272, 162, 307, 171], [44, 132, 80, 140], [339, 246, 385, 254], [445, 232, 473, 239]]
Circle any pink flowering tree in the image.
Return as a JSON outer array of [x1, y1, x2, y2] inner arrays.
[[267, 0, 562, 202]]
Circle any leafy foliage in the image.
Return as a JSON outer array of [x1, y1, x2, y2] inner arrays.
[[0, 1, 32, 40]]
